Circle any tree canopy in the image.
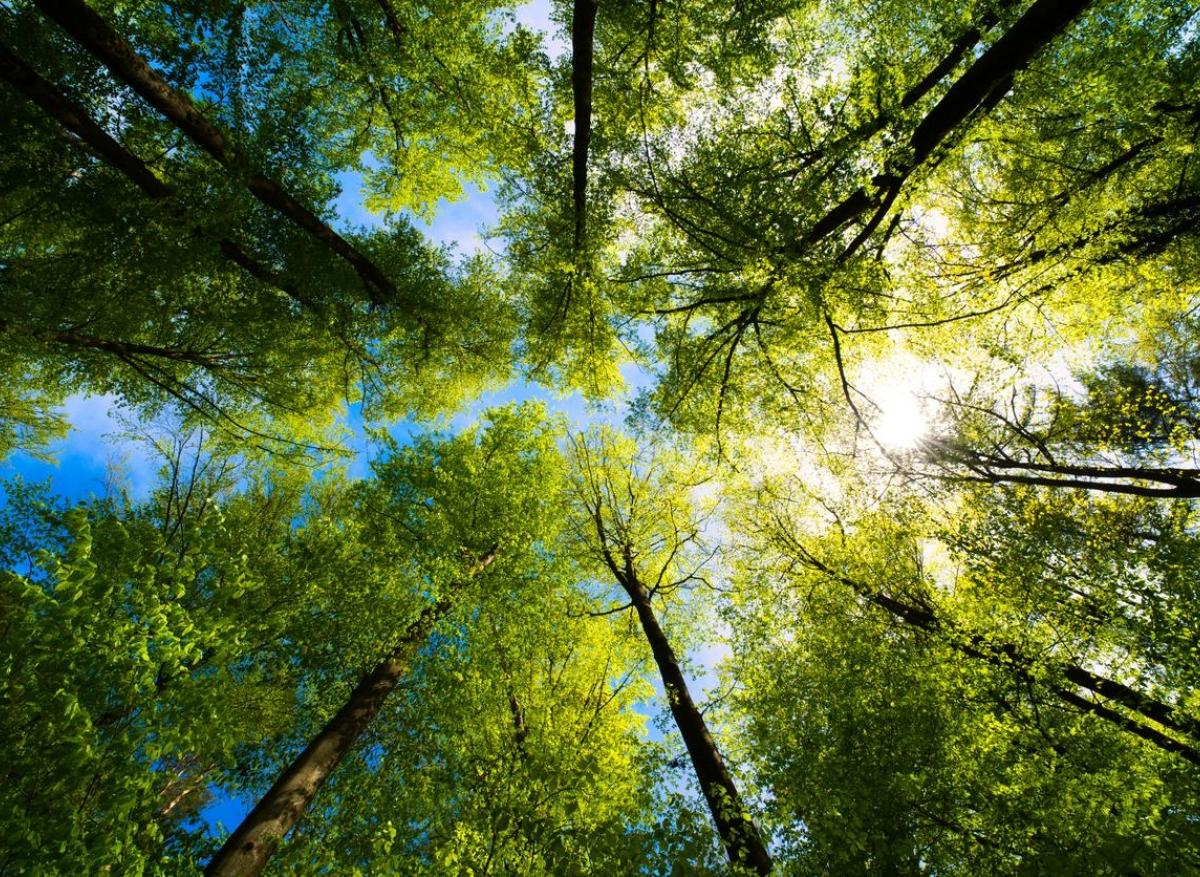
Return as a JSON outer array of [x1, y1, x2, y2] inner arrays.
[[2, 0, 1200, 874]]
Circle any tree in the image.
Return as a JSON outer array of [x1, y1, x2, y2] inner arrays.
[[914, 320, 1200, 497], [568, 431, 773, 874], [0, 433, 329, 873], [724, 480, 1200, 874], [204, 406, 577, 875], [0, 0, 543, 453], [264, 565, 671, 876], [508, 0, 1197, 445], [5, 0, 1200, 873]]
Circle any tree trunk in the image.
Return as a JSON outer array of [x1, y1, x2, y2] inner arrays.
[[899, 3, 1010, 109], [30, 0, 399, 307], [931, 448, 1200, 498], [0, 43, 168, 198], [205, 550, 494, 877], [793, 548, 1200, 765], [571, 0, 598, 251], [204, 599, 449, 877], [790, 0, 1094, 257], [0, 43, 308, 308], [622, 570, 773, 875], [908, 0, 1092, 166]]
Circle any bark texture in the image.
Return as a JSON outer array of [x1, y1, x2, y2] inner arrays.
[[597, 539, 772, 874], [571, 0, 598, 251], [206, 550, 495, 877], [31, 0, 399, 305]]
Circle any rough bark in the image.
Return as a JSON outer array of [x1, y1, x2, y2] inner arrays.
[[571, 0, 598, 251], [0, 43, 308, 307], [790, 0, 1094, 257], [605, 550, 772, 874], [205, 550, 496, 877], [794, 549, 1200, 764], [908, 0, 1092, 166], [31, 0, 399, 306], [931, 449, 1200, 498]]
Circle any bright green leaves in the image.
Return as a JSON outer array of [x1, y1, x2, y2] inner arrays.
[[366, 403, 568, 569], [950, 484, 1200, 716], [566, 427, 719, 606], [0, 0, 550, 458], [0, 469, 314, 874], [270, 588, 660, 876], [208, 409, 680, 874], [723, 482, 1200, 875], [4, 0, 1200, 873], [498, 0, 1200, 449]]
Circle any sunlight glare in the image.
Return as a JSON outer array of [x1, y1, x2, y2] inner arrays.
[[873, 386, 928, 450], [915, 207, 951, 242], [858, 356, 945, 451]]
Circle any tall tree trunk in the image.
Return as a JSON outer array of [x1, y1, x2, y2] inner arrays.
[[205, 550, 495, 877], [0, 43, 308, 309], [570, 0, 598, 252], [898, 3, 1011, 109], [930, 447, 1200, 498], [203, 600, 447, 877], [791, 546, 1200, 765], [30, 0, 400, 307], [790, 0, 1094, 256], [907, 0, 1091, 166], [620, 566, 773, 874]]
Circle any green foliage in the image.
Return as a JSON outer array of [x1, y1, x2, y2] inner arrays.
[[725, 489, 1200, 875], [0, 457, 318, 874], [0, 0, 542, 455], [4, 0, 1200, 874]]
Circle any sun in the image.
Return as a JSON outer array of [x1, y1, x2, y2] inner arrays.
[[857, 356, 944, 451], [873, 387, 929, 450]]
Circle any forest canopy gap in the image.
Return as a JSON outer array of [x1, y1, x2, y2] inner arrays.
[[2, 0, 1200, 874]]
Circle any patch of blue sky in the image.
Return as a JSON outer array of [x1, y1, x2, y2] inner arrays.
[[417, 183, 502, 255], [0, 394, 159, 504], [196, 789, 254, 840], [333, 401, 377, 481], [508, 0, 569, 63], [5, 0, 732, 844], [331, 166, 502, 257]]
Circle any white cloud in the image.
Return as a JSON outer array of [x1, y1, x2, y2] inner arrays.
[[53, 394, 159, 499]]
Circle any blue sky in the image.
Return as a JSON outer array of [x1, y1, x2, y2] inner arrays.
[[1, 0, 727, 840], [0, 0, 576, 507]]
